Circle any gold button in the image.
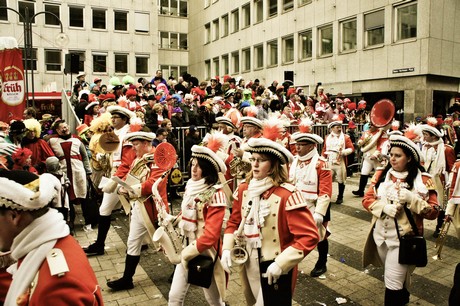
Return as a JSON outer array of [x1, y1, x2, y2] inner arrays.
[[275, 251, 279, 255], [273, 239, 276, 242], [272, 226, 276, 230], [272, 213, 276, 217]]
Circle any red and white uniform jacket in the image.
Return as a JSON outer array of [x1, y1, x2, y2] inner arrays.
[[321, 132, 354, 166]]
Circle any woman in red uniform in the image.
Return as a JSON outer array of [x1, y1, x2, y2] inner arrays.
[[168, 135, 229, 305], [221, 120, 320, 305], [362, 135, 439, 305]]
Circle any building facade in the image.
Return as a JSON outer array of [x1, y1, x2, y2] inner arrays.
[[1, 0, 459, 120], [189, 0, 460, 120]]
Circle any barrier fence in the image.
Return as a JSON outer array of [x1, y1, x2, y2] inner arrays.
[[172, 123, 365, 176]]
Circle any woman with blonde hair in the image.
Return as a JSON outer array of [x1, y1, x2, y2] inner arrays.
[[22, 118, 55, 172]]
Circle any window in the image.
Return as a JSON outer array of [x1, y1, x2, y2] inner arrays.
[[396, 2, 417, 41], [242, 3, 250, 28], [69, 7, 84, 28], [231, 9, 239, 33], [318, 25, 333, 56], [254, 44, 263, 69], [267, 39, 278, 66], [231, 51, 239, 74], [213, 19, 219, 41], [160, 32, 169, 48], [213, 57, 220, 77], [179, 33, 187, 50], [179, 1, 188, 17], [170, 33, 178, 49], [170, 66, 178, 79], [0, 0, 7, 21], [44, 4, 60, 26], [160, 65, 187, 79], [299, 30, 313, 59], [45, 50, 61, 72], [136, 56, 149, 74], [268, 0, 277, 17], [298, 0, 312, 6], [283, 0, 294, 12], [170, 0, 178, 15], [282, 35, 294, 63], [254, 0, 263, 23], [242, 48, 251, 71], [21, 48, 37, 71], [114, 11, 128, 31], [340, 19, 357, 52], [365, 10, 384, 47], [205, 60, 211, 80], [205, 23, 211, 44], [92, 8, 106, 30], [135, 12, 149, 33], [222, 55, 229, 75], [70, 50, 86, 72], [159, 0, 168, 14], [93, 53, 107, 73], [222, 14, 229, 37], [115, 54, 128, 73], [19, 1, 35, 23]]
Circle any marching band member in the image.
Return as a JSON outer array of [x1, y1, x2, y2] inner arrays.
[[107, 132, 168, 291], [447, 159, 460, 238], [322, 120, 354, 204], [353, 122, 388, 197], [169, 135, 228, 305], [289, 120, 333, 278], [216, 116, 242, 191], [84, 106, 136, 256], [0, 170, 103, 305], [221, 119, 319, 305], [419, 118, 456, 237], [362, 135, 438, 305]]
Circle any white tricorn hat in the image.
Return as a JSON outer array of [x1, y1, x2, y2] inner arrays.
[[124, 132, 156, 142]]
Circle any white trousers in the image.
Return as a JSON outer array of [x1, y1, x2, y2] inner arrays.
[[168, 262, 224, 306], [360, 155, 380, 176], [99, 191, 120, 216], [127, 204, 148, 256], [244, 249, 264, 306], [376, 242, 409, 290]]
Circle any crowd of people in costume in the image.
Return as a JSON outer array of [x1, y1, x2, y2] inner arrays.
[[0, 71, 459, 305]]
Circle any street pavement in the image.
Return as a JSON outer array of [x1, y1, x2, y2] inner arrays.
[[75, 176, 459, 305]]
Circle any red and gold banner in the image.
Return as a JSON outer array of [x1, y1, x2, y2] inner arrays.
[[0, 48, 25, 122]]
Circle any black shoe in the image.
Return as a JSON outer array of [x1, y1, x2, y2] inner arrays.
[[335, 198, 343, 204], [433, 229, 440, 238], [107, 277, 134, 291], [141, 244, 149, 252], [352, 190, 364, 197], [310, 266, 327, 277], [83, 243, 105, 256]]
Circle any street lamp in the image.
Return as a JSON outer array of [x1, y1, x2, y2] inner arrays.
[[0, 6, 69, 107]]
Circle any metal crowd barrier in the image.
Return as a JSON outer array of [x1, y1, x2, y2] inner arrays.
[[172, 123, 365, 176]]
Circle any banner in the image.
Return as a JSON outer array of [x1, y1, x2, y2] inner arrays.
[[0, 48, 25, 123]]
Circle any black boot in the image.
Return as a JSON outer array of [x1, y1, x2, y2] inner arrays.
[[433, 210, 445, 238], [107, 255, 140, 291], [310, 240, 328, 277], [384, 288, 410, 306], [352, 175, 369, 197], [335, 183, 345, 204], [84, 215, 111, 256]]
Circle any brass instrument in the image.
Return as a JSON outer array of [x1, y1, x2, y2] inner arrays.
[[230, 200, 252, 265], [152, 169, 183, 265], [432, 220, 451, 260], [229, 143, 252, 176]]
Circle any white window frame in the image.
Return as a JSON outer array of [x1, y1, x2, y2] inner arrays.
[[135, 12, 149, 33], [254, 0, 263, 24], [69, 6, 84, 28], [318, 24, 333, 56], [92, 8, 106, 30], [222, 14, 229, 37], [267, 39, 278, 66], [283, 0, 294, 12], [394, 2, 417, 42], [231, 9, 239, 33], [268, 0, 277, 18], [254, 44, 263, 69], [242, 3, 250, 28], [242, 48, 251, 72], [114, 10, 128, 32], [213, 57, 220, 77], [205, 23, 211, 44], [231, 51, 240, 74], [340, 18, 357, 52], [282, 35, 294, 63], [93, 52, 107, 73], [136, 55, 149, 75], [44, 4, 60, 26], [0, 0, 8, 21], [205, 59, 211, 80], [114, 53, 128, 73], [45, 49, 61, 72], [213, 18, 219, 41], [364, 10, 385, 47], [299, 30, 313, 60], [222, 54, 229, 75]]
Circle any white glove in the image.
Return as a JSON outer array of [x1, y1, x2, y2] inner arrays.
[[263, 262, 283, 285], [383, 204, 398, 218], [164, 214, 175, 224], [399, 188, 414, 204], [313, 213, 324, 228], [181, 256, 188, 270], [221, 249, 232, 274], [96, 153, 104, 161], [102, 178, 118, 193]]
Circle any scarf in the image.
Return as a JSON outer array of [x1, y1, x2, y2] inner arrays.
[[450, 167, 460, 204], [289, 149, 319, 201], [376, 169, 429, 205], [244, 178, 274, 248], [326, 131, 345, 153], [422, 139, 445, 176], [5, 209, 69, 305], [179, 178, 210, 239]]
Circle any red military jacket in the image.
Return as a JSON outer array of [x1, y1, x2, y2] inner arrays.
[[18, 235, 103, 305]]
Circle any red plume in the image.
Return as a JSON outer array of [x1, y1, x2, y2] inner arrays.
[[298, 118, 313, 133], [404, 123, 421, 140], [246, 106, 258, 118], [118, 97, 128, 109], [426, 117, 437, 127], [206, 131, 227, 153], [262, 118, 284, 141], [129, 117, 143, 132]]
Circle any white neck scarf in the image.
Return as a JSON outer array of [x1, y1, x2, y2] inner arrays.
[[377, 169, 429, 204], [326, 132, 345, 152], [244, 178, 274, 248], [422, 139, 445, 176], [179, 178, 210, 239], [290, 149, 319, 201], [5, 209, 69, 305]]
